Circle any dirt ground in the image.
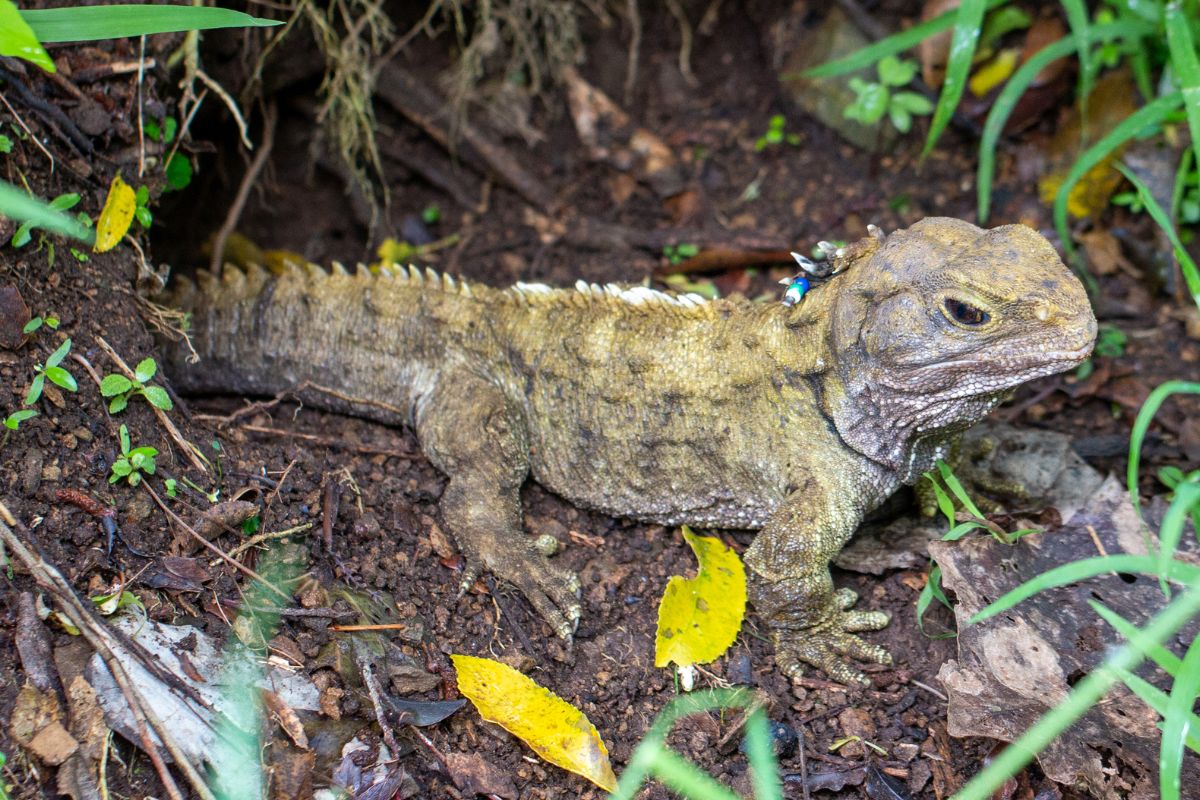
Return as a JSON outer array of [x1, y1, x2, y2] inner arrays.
[[2, 2, 1199, 799]]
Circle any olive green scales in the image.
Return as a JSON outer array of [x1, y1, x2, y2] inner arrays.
[[164, 217, 1097, 684]]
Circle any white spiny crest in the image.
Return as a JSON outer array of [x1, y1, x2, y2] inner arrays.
[[305, 262, 325, 281], [356, 263, 371, 279], [331, 261, 349, 276], [408, 265, 423, 283]]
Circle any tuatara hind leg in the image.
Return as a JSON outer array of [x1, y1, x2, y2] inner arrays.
[[746, 485, 891, 685], [416, 371, 582, 638]]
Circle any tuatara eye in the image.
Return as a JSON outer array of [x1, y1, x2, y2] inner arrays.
[[943, 298, 990, 326]]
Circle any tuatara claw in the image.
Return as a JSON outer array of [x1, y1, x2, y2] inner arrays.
[[461, 541, 582, 640], [769, 587, 892, 686]]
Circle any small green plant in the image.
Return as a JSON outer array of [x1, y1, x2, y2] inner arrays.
[[133, 185, 153, 228], [0, 749, 9, 800], [1111, 190, 1147, 214], [421, 203, 441, 225], [109, 424, 158, 487], [843, 55, 933, 133], [0, 134, 12, 153], [22, 313, 59, 334], [1077, 323, 1128, 380], [144, 116, 177, 144], [754, 114, 801, 151], [662, 242, 699, 265], [25, 338, 77, 405], [4, 409, 36, 431], [12, 192, 79, 248], [164, 478, 178, 498], [100, 357, 173, 413]]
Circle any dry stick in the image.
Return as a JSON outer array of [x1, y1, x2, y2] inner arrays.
[[94, 336, 208, 473], [72, 58, 156, 83], [622, 0, 642, 107], [209, 102, 276, 277], [329, 623, 409, 632], [355, 639, 402, 755], [0, 89, 55, 170], [136, 35, 146, 178], [142, 483, 292, 603], [0, 501, 213, 800], [224, 522, 313, 560], [663, 0, 698, 87], [375, 64, 555, 212]]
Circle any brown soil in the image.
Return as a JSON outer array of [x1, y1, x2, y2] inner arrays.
[[2, 3, 1198, 799]]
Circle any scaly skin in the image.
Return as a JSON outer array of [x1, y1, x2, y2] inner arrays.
[[162, 217, 1096, 684]]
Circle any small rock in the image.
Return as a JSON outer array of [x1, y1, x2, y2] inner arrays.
[[22, 449, 43, 496], [893, 741, 920, 762], [41, 464, 61, 482], [741, 720, 799, 759], [72, 427, 93, 442]]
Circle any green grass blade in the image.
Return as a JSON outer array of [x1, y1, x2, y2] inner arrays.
[[0, 179, 94, 244], [937, 460, 985, 518], [1165, 1, 1200, 175], [977, 21, 1148, 222], [1105, 665, 1200, 754], [1089, 600, 1184, 674], [922, 0, 987, 158], [969, 555, 1200, 624], [952, 574, 1200, 800], [1157, 484, 1200, 597], [644, 748, 743, 800], [1161, 633, 1200, 800], [1116, 162, 1200, 313], [744, 709, 782, 800], [21, 5, 280, 43], [1053, 92, 1181, 261], [796, 0, 1007, 79], [1127, 381, 1200, 528], [1059, 0, 1094, 116]]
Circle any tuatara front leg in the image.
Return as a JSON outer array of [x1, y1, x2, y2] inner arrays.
[[416, 370, 582, 638], [746, 485, 892, 686]]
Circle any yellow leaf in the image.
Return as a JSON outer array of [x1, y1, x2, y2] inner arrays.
[[375, 237, 417, 267], [94, 176, 136, 253], [451, 654, 618, 792], [655, 527, 746, 670], [968, 48, 1020, 97]]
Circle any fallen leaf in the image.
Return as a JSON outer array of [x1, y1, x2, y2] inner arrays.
[[655, 528, 747, 670], [93, 176, 136, 253], [451, 654, 617, 792], [968, 48, 1020, 97], [263, 688, 309, 750], [444, 752, 518, 799], [0, 284, 30, 349]]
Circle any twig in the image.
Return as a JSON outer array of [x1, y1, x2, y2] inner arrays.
[[136, 35, 146, 178], [196, 68, 252, 149], [0, 89, 55, 170], [142, 483, 291, 602], [330, 623, 410, 632], [72, 58, 156, 83], [664, 0, 698, 87], [210, 102, 276, 277], [623, 0, 641, 107], [225, 522, 312, 560], [0, 500, 213, 800], [375, 64, 555, 212], [238, 424, 413, 459], [355, 639, 402, 754], [95, 336, 208, 473], [912, 679, 949, 703]]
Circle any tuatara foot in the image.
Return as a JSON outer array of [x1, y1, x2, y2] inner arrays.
[[762, 582, 892, 686], [459, 537, 583, 640], [917, 435, 1029, 518]]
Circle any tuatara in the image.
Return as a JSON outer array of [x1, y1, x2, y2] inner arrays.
[[163, 217, 1096, 684]]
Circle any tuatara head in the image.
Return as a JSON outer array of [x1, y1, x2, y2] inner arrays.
[[824, 217, 1097, 470]]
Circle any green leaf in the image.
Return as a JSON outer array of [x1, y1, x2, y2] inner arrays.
[[44, 316, 58, 329], [1060, 0, 1095, 121], [48, 193, 80, 211], [889, 104, 912, 133], [141, 385, 173, 410], [0, 133, 13, 153], [134, 185, 150, 206], [971, 555, 1200, 625], [916, 564, 957, 638], [108, 394, 128, 414], [1162, 633, 1200, 800], [891, 91, 934, 114], [111, 459, 131, 477], [0, 0, 56, 72], [129, 472, 141, 487], [134, 205, 152, 229], [851, 83, 889, 124], [923, 0, 987, 158], [25, 373, 44, 405], [0, 180, 94, 244], [12, 221, 33, 248], [165, 478, 177, 498], [22, 317, 42, 334], [44, 366, 77, 392], [162, 116, 177, 144], [134, 357, 157, 383], [877, 55, 917, 87], [979, 5, 1031, 50], [797, 0, 1007, 79], [101, 374, 133, 397], [1054, 93, 1182, 261], [5, 408, 36, 429], [20, 5, 282, 43], [165, 153, 193, 191], [45, 337, 71, 368], [119, 424, 130, 454], [1116, 163, 1200, 313], [143, 118, 162, 142]]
